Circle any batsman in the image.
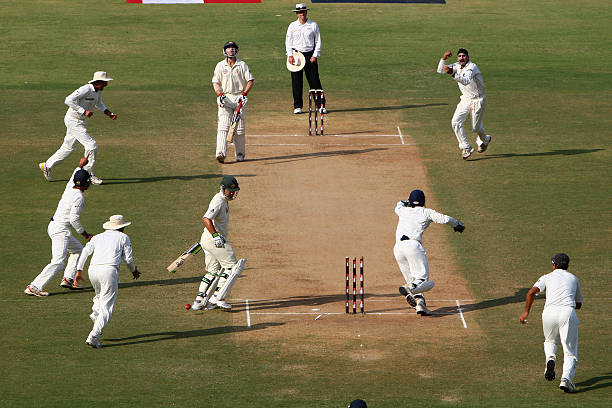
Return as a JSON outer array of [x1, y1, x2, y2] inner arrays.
[[190, 176, 246, 311], [212, 41, 254, 163]]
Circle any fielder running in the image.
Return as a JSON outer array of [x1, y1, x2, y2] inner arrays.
[[393, 190, 465, 315], [212, 41, 254, 163], [39, 71, 117, 185], [437, 49, 492, 160], [520, 253, 584, 393], [75, 215, 140, 348], [190, 176, 246, 311], [25, 157, 94, 297]]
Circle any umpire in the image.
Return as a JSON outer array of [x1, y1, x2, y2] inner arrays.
[[285, 3, 326, 114]]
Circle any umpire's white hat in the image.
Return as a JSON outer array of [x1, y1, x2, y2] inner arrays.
[[103, 214, 132, 230], [292, 3, 310, 12], [286, 50, 306, 72], [89, 71, 113, 83]]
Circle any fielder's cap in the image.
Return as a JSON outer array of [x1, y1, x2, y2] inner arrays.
[[551, 253, 570, 269], [221, 175, 240, 192], [73, 169, 91, 187], [103, 214, 132, 230], [286, 50, 306, 72], [293, 3, 310, 12], [348, 399, 368, 408], [88, 71, 113, 83], [457, 48, 469, 56]]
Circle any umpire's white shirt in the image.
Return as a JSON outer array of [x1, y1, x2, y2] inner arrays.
[[285, 19, 321, 57], [64, 84, 108, 120], [534, 269, 584, 309], [52, 167, 85, 234], [77, 230, 136, 272], [437, 60, 485, 99], [394, 202, 459, 243], [203, 192, 230, 237], [212, 59, 254, 96]]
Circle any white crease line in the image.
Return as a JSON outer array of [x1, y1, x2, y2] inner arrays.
[[456, 300, 467, 328], [245, 299, 251, 328], [248, 134, 401, 138], [247, 143, 408, 147], [397, 126, 405, 145]]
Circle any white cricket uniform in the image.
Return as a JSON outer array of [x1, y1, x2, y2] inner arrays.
[[285, 19, 322, 58], [45, 84, 108, 175], [393, 202, 460, 287], [77, 229, 136, 340], [533, 269, 584, 382], [30, 167, 86, 291], [437, 59, 488, 150], [212, 58, 254, 159]]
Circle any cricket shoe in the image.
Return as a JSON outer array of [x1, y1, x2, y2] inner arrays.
[[85, 337, 103, 349], [60, 277, 84, 290], [191, 300, 206, 311], [216, 154, 225, 163], [39, 162, 52, 181], [415, 296, 431, 316], [559, 378, 576, 393], [293, 108, 302, 114], [461, 147, 475, 160], [236, 153, 245, 162], [90, 175, 103, 185], [209, 296, 232, 311], [24, 285, 49, 297], [544, 359, 556, 381], [477, 135, 492, 153], [320, 107, 328, 114], [399, 286, 417, 307]]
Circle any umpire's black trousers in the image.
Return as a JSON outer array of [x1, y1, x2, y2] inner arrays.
[[291, 50, 324, 109]]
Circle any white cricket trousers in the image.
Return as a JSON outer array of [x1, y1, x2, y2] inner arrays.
[[216, 94, 246, 159], [31, 221, 82, 290], [542, 306, 579, 382], [197, 232, 238, 300], [87, 264, 119, 339], [46, 116, 98, 174], [451, 95, 487, 149], [393, 239, 429, 285]]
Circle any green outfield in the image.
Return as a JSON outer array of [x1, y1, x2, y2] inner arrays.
[[1, 1, 610, 407]]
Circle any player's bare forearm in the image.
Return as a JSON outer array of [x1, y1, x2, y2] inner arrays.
[[203, 217, 216, 235], [520, 287, 540, 323], [213, 83, 223, 96], [243, 80, 254, 95]]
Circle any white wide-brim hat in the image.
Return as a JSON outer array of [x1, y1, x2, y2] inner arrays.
[[88, 71, 114, 83], [286, 50, 306, 72], [103, 214, 132, 230], [292, 3, 310, 12]]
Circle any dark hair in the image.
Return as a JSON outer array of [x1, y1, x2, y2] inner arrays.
[[457, 48, 469, 56]]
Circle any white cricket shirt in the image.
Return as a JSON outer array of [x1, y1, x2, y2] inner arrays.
[[52, 167, 85, 234], [437, 59, 485, 99], [77, 230, 136, 271], [64, 84, 108, 120], [203, 192, 230, 237], [394, 202, 460, 243], [534, 269, 584, 309], [212, 59, 254, 96], [285, 19, 321, 57]]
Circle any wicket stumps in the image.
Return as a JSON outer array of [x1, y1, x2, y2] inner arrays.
[[308, 89, 325, 135], [345, 256, 364, 314]]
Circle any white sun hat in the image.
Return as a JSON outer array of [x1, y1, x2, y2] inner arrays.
[[102, 214, 132, 230], [292, 3, 310, 12], [286, 50, 306, 72], [88, 71, 114, 83]]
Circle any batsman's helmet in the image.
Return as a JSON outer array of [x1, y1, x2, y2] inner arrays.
[[220, 175, 240, 192], [408, 189, 425, 207], [348, 400, 368, 408], [73, 169, 91, 187], [551, 253, 570, 269], [223, 41, 239, 57]]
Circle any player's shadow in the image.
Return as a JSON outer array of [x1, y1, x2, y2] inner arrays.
[[328, 103, 447, 114], [246, 148, 386, 165], [102, 322, 284, 347], [48, 276, 202, 296], [233, 294, 345, 312], [470, 148, 604, 161], [575, 373, 612, 393], [429, 288, 531, 317], [101, 173, 224, 185]]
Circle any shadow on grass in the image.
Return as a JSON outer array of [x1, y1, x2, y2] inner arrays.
[[327, 103, 447, 114], [470, 148, 605, 161], [49, 276, 202, 296], [103, 322, 284, 347], [575, 373, 612, 393], [246, 147, 387, 165], [429, 288, 531, 317], [101, 173, 224, 185]]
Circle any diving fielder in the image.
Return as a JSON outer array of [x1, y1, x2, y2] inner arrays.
[[191, 175, 246, 311], [393, 190, 465, 315], [212, 41, 254, 163], [520, 253, 583, 393], [437, 49, 492, 160], [39, 71, 117, 185]]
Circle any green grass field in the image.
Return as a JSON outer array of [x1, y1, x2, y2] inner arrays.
[[1, 1, 611, 407]]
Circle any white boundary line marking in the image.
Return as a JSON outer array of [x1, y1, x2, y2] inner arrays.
[[397, 126, 405, 145], [456, 300, 467, 328], [245, 299, 251, 328]]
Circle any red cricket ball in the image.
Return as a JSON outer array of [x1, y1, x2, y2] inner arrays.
[[185, 303, 191, 310]]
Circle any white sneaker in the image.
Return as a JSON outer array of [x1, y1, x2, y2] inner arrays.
[[209, 296, 232, 311], [415, 297, 430, 316], [293, 108, 302, 114], [399, 286, 417, 307], [216, 154, 225, 163], [86, 337, 103, 349], [461, 147, 475, 160], [39, 162, 52, 181], [559, 378, 576, 393], [236, 153, 245, 162], [320, 107, 327, 114], [24, 285, 49, 297], [90, 175, 103, 185], [191, 300, 206, 310], [477, 135, 492, 153]]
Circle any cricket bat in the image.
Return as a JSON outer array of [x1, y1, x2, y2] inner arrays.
[[227, 100, 243, 143], [167, 242, 202, 273]]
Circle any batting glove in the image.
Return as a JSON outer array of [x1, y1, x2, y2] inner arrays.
[[453, 222, 465, 233], [238, 93, 248, 106], [212, 232, 226, 248], [217, 94, 227, 108]]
